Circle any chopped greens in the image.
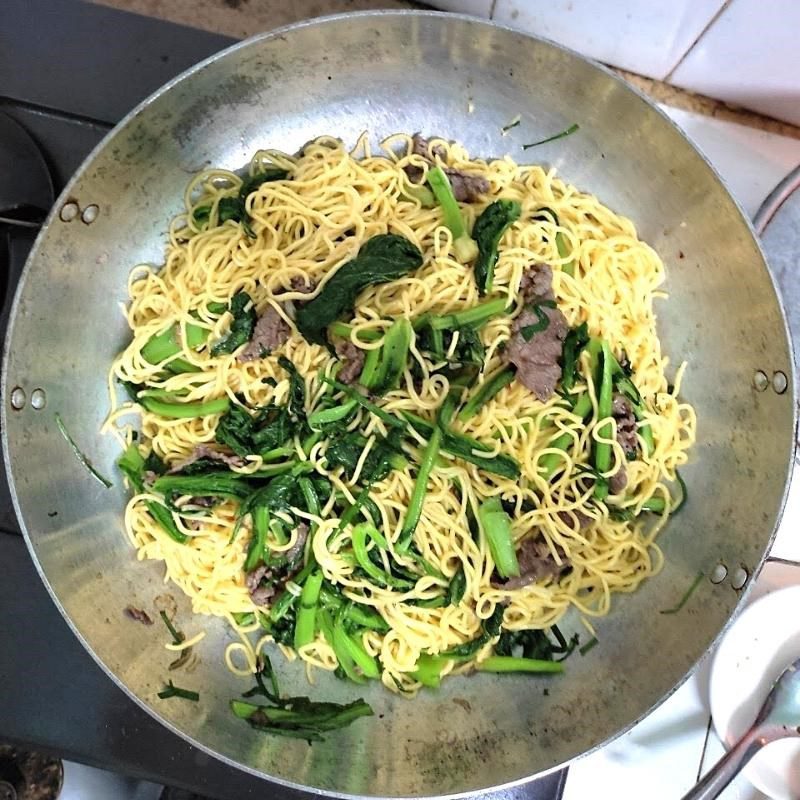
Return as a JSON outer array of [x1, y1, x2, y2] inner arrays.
[[55, 412, 113, 489], [158, 680, 199, 701], [295, 235, 423, 345], [426, 166, 479, 263], [522, 123, 580, 149], [211, 292, 256, 357], [660, 571, 704, 615], [472, 199, 521, 295]]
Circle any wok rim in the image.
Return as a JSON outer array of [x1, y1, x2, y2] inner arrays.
[[2, 9, 796, 798]]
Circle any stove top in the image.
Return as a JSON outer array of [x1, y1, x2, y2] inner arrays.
[[0, 2, 567, 798]]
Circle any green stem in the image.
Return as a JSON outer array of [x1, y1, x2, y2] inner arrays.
[[351, 523, 413, 590], [244, 505, 269, 572], [320, 377, 405, 430], [477, 656, 564, 674], [308, 399, 358, 430], [429, 298, 508, 331], [293, 571, 323, 649], [327, 321, 382, 343], [593, 340, 614, 499], [412, 654, 448, 688], [458, 367, 515, 422], [538, 393, 593, 480], [478, 497, 519, 579], [139, 395, 230, 419], [427, 166, 478, 263]]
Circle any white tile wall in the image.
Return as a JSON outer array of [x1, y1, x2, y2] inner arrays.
[[485, 0, 725, 79], [670, 0, 800, 128]]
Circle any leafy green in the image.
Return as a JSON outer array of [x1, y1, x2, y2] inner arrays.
[[458, 368, 515, 422], [216, 404, 290, 457], [158, 680, 199, 701], [561, 322, 590, 393], [277, 356, 306, 418], [522, 123, 580, 149], [445, 567, 467, 606], [426, 166, 479, 263], [519, 301, 556, 341], [442, 604, 505, 659], [295, 235, 423, 346], [495, 625, 578, 662], [472, 200, 522, 295], [55, 412, 113, 489], [239, 168, 289, 198], [211, 292, 256, 357], [231, 655, 373, 740], [478, 497, 519, 579], [369, 318, 413, 394], [324, 430, 407, 483], [476, 656, 564, 674]]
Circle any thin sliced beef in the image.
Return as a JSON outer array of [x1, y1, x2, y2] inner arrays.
[[505, 306, 568, 401], [557, 509, 593, 530], [519, 263, 555, 304], [494, 535, 571, 590], [404, 134, 489, 202], [283, 522, 309, 565], [238, 305, 290, 362], [288, 276, 315, 295], [612, 393, 638, 458], [124, 606, 153, 625], [184, 496, 215, 509], [506, 264, 568, 402], [333, 339, 366, 385], [245, 565, 275, 606], [608, 467, 628, 496], [411, 133, 446, 161], [169, 444, 247, 473]]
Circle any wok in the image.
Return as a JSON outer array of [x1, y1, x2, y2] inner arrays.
[[2, 11, 796, 798]]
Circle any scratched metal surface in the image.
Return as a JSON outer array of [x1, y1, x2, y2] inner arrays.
[[2, 11, 796, 799]]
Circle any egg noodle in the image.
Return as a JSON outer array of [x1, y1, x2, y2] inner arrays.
[[104, 133, 696, 695]]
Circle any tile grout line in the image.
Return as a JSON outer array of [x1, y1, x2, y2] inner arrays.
[[663, 0, 732, 83]]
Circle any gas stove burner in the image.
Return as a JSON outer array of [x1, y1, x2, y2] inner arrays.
[[0, 746, 63, 800]]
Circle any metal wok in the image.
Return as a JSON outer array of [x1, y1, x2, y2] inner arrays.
[[2, 11, 796, 799]]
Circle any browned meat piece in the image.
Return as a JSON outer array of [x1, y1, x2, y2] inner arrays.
[[333, 339, 366, 384], [169, 444, 247, 473], [124, 606, 153, 625], [411, 133, 446, 161], [288, 276, 315, 295], [557, 509, 593, 530], [495, 535, 571, 590], [238, 305, 290, 362], [608, 467, 628, 495], [185, 496, 215, 509], [519, 264, 555, 304], [245, 564, 276, 606], [444, 169, 490, 202], [505, 306, 568, 401], [506, 263, 568, 402], [283, 522, 309, 565], [612, 393, 638, 458]]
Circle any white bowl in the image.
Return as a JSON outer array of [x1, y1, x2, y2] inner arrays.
[[709, 585, 800, 800]]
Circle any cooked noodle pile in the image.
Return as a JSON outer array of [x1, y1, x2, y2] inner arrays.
[[105, 133, 696, 694]]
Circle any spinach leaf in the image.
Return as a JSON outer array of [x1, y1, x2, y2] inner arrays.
[[494, 625, 578, 662], [295, 235, 423, 345], [445, 567, 466, 606], [216, 403, 290, 457], [239, 168, 288, 199], [472, 200, 521, 295], [325, 430, 407, 483], [278, 356, 306, 419], [211, 292, 256, 357], [561, 321, 590, 393], [442, 604, 504, 659]]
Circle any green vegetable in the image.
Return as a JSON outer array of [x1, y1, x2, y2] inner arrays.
[[478, 497, 519, 579], [660, 570, 704, 615], [522, 123, 580, 149], [472, 200, 522, 295], [561, 322, 590, 393], [537, 392, 593, 481], [294, 571, 324, 649], [579, 637, 599, 656], [442, 605, 504, 659], [476, 656, 564, 674], [412, 654, 448, 688], [55, 412, 113, 489], [426, 166, 479, 263], [139, 395, 230, 419], [158, 680, 199, 701], [308, 398, 358, 430], [327, 322, 381, 343], [211, 292, 256, 357], [402, 412, 520, 480], [351, 523, 414, 590], [606, 352, 655, 457], [495, 625, 578, 662], [445, 567, 467, 606], [159, 610, 185, 645], [427, 297, 508, 331], [295, 235, 423, 346], [458, 368, 515, 422], [231, 655, 373, 740], [324, 430, 407, 483], [153, 471, 254, 503], [519, 301, 556, 341], [244, 505, 269, 572], [593, 340, 614, 499], [556, 229, 575, 277], [370, 318, 413, 394], [401, 184, 436, 207], [319, 377, 406, 431], [142, 320, 210, 371], [239, 168, 289, 198], [398, 397, 456, 549]]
